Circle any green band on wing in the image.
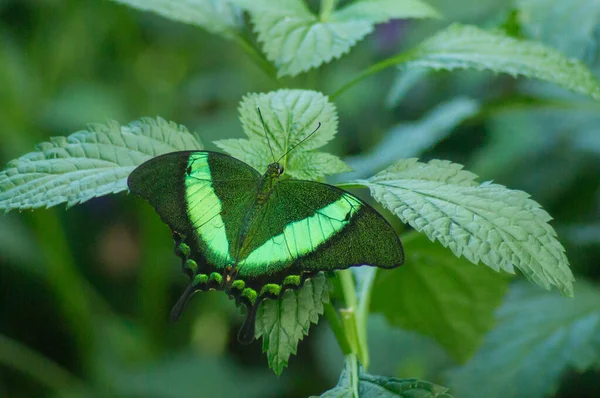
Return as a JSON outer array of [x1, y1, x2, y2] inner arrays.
[[185, 153, 232, 265], [238, 194, 362, 276]]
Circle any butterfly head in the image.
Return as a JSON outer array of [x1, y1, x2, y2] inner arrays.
[[266, 162, 284, 178]]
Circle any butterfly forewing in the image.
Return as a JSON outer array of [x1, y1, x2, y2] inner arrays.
[[235, 180, 404, 286], [128, 151, 261, 274]]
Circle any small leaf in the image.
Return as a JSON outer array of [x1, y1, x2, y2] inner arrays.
[[234, 0, 440, 77], [255, 273, 331, 375], [288, 152, 352, 180], [0, 118, 203, 212], [517, 0, 600, 60], [371, 232, 509, 362], [447, 280, 600, 398], [400, 24, 600, 100], [343, 97, 479, 179], [215, 89, 349, 179], [355, 158, 574, 296], [109, 0, 243, 38], [317, 357, 453, 398]]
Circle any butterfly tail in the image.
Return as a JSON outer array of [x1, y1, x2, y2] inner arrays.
[[170, 283, 196, 322], [237, 302, 261, 345]]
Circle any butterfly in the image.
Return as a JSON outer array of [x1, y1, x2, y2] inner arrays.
[[127, 112, 404, 344]]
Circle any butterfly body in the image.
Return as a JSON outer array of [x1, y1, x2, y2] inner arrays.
[[128, 150, 403, 343]]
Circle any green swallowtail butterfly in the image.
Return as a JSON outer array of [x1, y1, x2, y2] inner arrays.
[[127, 117, 404, 344]]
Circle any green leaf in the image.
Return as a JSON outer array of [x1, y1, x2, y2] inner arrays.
[[0, 118, 203, 212], [371, 232, 509, 362], [447, 280, 600, 398], [317, 357, 452, 398], [255, 273, 331, 375], [215, 89, 349, 179], [356, 158, 574, 296], [109, 0, 243, 38], [517, 0, 600, 60], [400, 24, 600, 100], [234, 0, 440, 77], [344, 98, 479, 179]]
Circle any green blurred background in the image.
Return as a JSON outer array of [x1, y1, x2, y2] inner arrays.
[[1, 0, 600, 397]]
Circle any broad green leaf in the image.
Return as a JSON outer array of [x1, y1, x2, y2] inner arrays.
[[356, 159, 574, 296], [215, 89, 350, 179], [317, 357, 452, 398], [517, 0, 600, 60], [399, 24, 600, 100], [372, 232, 509, 362], [447, 281, 600, 398], [234, 0, 440, 77], [255, 273, 331, 375], [109, 0, 242, 38], [343, 98, 479, 179], [0, 118, 203, 212]]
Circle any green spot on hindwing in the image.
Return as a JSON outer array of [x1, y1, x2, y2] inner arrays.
[[242, 288, 257, 304], [193, 274, 208, 286], [209, 272, 223, 285], [176, 243, 191, 258], [260, 283, 282, 297], [184, 259, 198, 274], [231, 280, 246, 291], [283, 275, 301, 287]]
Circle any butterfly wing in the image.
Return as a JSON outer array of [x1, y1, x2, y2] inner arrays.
[[128, 151, 261, 317], [235, 178, 404, 293]]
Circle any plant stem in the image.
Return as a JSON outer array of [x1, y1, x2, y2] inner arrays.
[[0, 333, 86, 392], [324, 302, 352, 355], [320, 0, 337, 21], [340, 308, 360, 355], [330, 50, 417, 100], [353, 267, 377, 370], [233, 33, 280, 85], [339, 269, 357, 310]]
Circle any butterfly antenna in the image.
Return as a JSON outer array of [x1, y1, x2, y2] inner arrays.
[[277, 121, 321, 163], [257, 108, 277, 163]]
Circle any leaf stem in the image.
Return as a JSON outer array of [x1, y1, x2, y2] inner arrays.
[[324, 302, 352, 355], [330, 49, 417, 100], [233, 33, 280, 85], [0, 333, 87, 392], [320, 0, 337, 21]]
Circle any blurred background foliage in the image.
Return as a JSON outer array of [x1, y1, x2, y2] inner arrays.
[[1, 0, 600, 397]]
